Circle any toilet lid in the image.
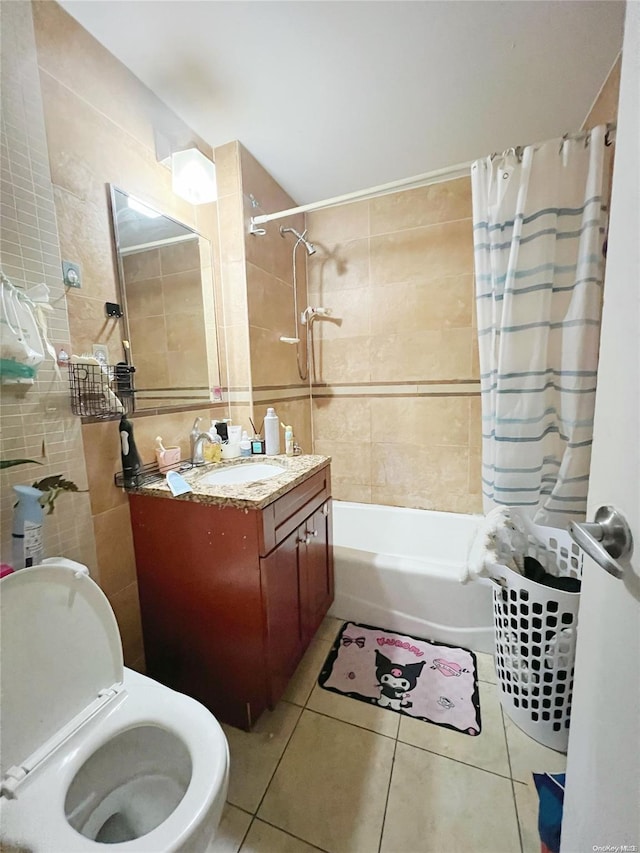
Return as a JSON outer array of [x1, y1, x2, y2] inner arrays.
[[0, 563, 123, 778]]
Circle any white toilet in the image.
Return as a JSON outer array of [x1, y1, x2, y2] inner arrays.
[[0, 560, 229, 852]]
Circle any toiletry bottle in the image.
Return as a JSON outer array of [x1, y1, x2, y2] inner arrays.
[[240, 430, 252, 457], [204, 430, 222, 463], [120, 414, 142, 487], [264, 407, 280, 456], [251, 435, 265, 455], [190, 417, 202, 462], [284, 425, 295, 457], [12, 485, 44, 569]]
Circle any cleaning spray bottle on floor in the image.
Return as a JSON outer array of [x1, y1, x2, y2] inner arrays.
[[12, 485, 44, 569]]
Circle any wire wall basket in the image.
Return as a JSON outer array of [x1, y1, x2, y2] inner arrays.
[[68, 363, 135, 418]]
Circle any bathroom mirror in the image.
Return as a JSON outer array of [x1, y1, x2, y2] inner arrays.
[[109, 186, 221, 411]]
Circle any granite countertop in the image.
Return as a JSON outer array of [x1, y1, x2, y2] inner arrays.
[[127, 454, 331, 510]]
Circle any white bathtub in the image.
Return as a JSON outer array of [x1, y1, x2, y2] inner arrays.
[[329, 501, 495, 654]]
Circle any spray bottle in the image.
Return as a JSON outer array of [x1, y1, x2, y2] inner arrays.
[[12, 485, 44, 569]]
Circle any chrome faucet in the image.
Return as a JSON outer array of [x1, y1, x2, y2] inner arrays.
[[192, 432, 216, 466]]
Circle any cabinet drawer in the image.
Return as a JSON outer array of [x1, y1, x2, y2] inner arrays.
[[259, 466, 331, 556]]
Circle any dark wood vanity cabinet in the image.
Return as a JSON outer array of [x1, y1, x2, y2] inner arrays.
[[128, 465, 333, 730]]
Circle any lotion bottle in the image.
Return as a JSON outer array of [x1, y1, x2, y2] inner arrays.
[[264, 407, 280, 456]]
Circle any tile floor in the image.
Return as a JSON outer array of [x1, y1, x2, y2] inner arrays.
[[209, 617, 567, 853]]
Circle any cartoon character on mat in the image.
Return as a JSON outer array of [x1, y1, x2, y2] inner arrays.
[[374, 650, 425, 711]]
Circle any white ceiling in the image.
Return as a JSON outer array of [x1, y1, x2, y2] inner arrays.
[[60, 1, 624, 206]]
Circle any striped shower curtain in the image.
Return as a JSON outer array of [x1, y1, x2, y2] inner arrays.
[[471, 125, 610, 527]]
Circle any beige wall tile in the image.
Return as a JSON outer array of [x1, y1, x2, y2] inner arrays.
[[128, 316, 167, 353], [314, 439, 371, 485], [161, 269, 206, 315], [370, 275, 473, 335], [314, 336, 371, 384], [66, 294, 123, 362], [167, 349, 209, 388], [247, 263, 294, 334], [225, 323, 252, 389], [312, 397, 371, 443], [123, 249, 161, 283], [370, 177, 472, 235], [370, 396, 470, 446], [165, 312, 207, 353], [371, 442, 469, 497], [307, 236, 370, 293], [159, 239, 200, 275], [469, 395, 482, 448], [82, 420, 128, 515], [312, 286, 370, 341], [370, 219, 474, 286], [250, 326, 301, 388], [214, 141, 241, 198], [125, 277, 165, 319], [134, 352, 171, 389], [93, 504, 137, 598], [305, 199, 369, 249], [331, 481, 373, 503], [369, 328, 473, 382]]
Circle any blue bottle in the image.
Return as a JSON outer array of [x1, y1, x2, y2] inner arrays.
[[12, 485, 44, 569]]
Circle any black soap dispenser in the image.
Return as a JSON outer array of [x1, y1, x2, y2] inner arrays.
[[119, 414, 142, 487]]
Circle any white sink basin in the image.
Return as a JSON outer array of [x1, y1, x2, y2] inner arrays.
[[198, 463, 287, 486]]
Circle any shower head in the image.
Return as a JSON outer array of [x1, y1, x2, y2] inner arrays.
[[280, 225, 316, 256]]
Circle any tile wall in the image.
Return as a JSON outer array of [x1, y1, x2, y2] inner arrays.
[[30, 0, 229, 669], [0, 1, 97, 573], [123, 239, 209, 394], [307, 178, 482, 512], [240, 145, 313, 451]]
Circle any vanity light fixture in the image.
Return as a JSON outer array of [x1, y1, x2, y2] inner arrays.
[[171, 148, 217, 205]]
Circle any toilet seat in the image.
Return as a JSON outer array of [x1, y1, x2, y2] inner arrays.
[[0, 564, 228, 852]]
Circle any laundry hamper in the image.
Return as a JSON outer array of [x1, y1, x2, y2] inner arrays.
[[491, 520, 583, 753]]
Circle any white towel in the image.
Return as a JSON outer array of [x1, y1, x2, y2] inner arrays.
[[461, 506, 525, 584]]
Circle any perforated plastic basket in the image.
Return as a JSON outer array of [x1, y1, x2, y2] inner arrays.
[[491, 520, 583, 753]]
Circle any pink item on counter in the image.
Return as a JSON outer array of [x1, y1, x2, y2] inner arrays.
[[0, 564, 15, 578]]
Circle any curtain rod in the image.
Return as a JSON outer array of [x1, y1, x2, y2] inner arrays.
[[249, 160, 472, 232]]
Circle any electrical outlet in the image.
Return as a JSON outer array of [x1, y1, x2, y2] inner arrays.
[[92, 344, 109, 364], [62, 260, 81, 288]]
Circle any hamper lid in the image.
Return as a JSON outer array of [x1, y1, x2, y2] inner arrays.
[[0, 563, 123, 780]]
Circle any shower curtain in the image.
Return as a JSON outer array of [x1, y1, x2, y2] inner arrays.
[[471, 125, 610, 526]]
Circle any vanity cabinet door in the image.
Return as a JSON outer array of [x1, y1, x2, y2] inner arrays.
[[300, 501, 334, 646], [261, 526, 304, 706]]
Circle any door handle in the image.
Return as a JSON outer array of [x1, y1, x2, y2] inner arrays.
[[567, 505, 633, 580]]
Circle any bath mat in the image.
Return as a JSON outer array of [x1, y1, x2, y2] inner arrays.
[[318, 622, 481, 735]]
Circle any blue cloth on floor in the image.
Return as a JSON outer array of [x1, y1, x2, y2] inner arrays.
[[533, 773, 566, 853]]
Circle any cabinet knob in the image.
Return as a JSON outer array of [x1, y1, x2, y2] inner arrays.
[[306, 529, 318, 538]]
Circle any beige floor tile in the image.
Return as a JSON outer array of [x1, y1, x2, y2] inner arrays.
[[476, 651, 497, 684], [222, 702, 302, 813], [381, 742, 521, 853], [514, 780, 542, 853], [314, 615, 343, 644], [241, 820, 324, 853], [504, 715, 567, 784], [282, 638, 332, 706], [208, 804, 252, 853], [307, 683, 400, 738], [398, 681, 510, 777], [258, 709, 395, 853]]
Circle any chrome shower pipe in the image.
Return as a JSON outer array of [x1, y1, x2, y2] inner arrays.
[[280, 226, 314, 381], [279, 225, 316, 256]]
